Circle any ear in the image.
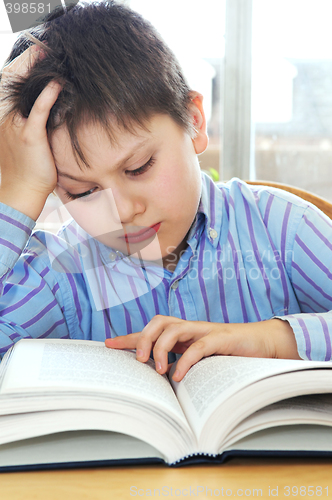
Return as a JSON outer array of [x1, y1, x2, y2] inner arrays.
[[189, 91, 209, 154]]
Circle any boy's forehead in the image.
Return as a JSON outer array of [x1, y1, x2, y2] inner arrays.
[[51, 119, 154, 173], [52, 114, 180, 171]]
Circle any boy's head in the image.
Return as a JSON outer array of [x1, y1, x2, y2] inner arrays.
[[2, 1, 208, 269], [3, 1, 193, 165]]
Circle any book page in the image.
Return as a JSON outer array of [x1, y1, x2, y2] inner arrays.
[[223, 394, 332, 448], [0, 339, 186, 421], [170, 355, 329, 438]]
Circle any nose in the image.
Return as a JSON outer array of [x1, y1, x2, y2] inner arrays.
[[108, 185, 145, 225]]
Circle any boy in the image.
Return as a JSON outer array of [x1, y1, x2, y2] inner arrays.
[[0, 1, 332, 381]]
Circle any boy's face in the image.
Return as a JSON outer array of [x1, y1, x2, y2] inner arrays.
[[52, 111, 207, 270]]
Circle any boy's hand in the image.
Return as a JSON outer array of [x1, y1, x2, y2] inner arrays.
[[105, 315, 301, 381], [0, 45, 62, 220]]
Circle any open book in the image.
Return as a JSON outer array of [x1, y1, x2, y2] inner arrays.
[[0, 338, 332, 470]]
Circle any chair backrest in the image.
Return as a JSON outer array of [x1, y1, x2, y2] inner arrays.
[[245, 180, 332, 220]]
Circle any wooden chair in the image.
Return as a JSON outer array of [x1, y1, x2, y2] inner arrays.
[[245, 180, 332, 220]]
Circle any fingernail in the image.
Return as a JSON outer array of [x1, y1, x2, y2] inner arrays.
[[156, 361, 162, 372], [136, 349, 144, 358], [173, 370, 181, 380]]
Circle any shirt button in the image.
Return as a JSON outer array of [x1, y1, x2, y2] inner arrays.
[[209, 228, 218, 240], [109, 252, 117, 262], [171, 280, 179, 290]]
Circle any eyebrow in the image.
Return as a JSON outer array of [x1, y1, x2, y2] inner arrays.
[[57, 137, 150, 182]]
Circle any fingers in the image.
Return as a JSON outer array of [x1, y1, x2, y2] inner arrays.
[[151, 322, 201, 374], [105, 316, 178, 362], [27, 81, 62, 135], [105, 316, 211, 376], [134, 315, 180, 363], [105, 332, 141, 350], [172, 335, 221, 382], [0, 45, 58, 134]]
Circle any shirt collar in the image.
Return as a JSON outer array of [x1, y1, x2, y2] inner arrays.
[[186, 172, 223, 250]]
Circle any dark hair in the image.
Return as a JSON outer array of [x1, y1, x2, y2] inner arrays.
[[0, 1, 192, 166]]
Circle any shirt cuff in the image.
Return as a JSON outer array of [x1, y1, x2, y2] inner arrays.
[[0, 202, 36, 276], [275, 313, 332, 361]]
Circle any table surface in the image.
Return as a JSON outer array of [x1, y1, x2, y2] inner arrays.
[[1, 458, 332, 500]]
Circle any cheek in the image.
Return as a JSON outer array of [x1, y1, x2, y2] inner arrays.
[[55, 189, 123, 238]]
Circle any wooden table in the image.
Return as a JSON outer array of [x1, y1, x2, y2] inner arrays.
[[1, 458, 332, 500]]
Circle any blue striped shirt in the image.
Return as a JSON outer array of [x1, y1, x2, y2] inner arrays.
[[1, 174, 332, 361]]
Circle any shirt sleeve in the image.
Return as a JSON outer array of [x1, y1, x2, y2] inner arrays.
[[276, 204, 332, 361], [0, 203, 76, 357]]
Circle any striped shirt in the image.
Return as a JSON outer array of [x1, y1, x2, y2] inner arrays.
[[1, 174, 332, 361]]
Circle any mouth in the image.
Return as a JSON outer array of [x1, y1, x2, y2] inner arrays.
[[120, 223, 161, 244]]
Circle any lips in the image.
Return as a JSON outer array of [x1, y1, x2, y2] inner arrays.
[[120, 223, 161, 244]]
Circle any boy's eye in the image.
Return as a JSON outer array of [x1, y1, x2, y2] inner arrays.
[[127, 156, 155, 177], [63, 156, 155, 201], [64, 187, 97, 201]]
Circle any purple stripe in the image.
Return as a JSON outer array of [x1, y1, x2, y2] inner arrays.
[[175, 288, 186, 319], [0, 212, 31, 235], [0, 343, 14, 353], [36, 232, 82, 273], [0, 237, 21, 255], [280, 202, 292, 262], [21, 300, 58, 329], [3, 255, 36, 295], [40, 268, 49, 278], [128, 276, 148, 325], [124, 307, 132, 334], [151, 287, 160, 316], [102, 309, 112, 338], [67, 225, 90, 247], [52, 282, 60, 295], [292, 262, 332, 302], [135, 264, 159, 319], [228, 233, 248, 322], [247, 287, 261, 321], [101, 263, 120, 337], [96, 251, 109, 311], [0, 279, 47, 316], [317, 316, 331, 360], [197, 236, 210, 321], [102, 262, 132, 335], [67, 274, 83, 324], [39, 318, 66, 338], [262, 210, 290, 313], [296, 301, 316, 313], [293, 282, 329, 311], [295, 235, 332, 279], [263, 194, 273, 226], [33, 234, 72, 274], [221, 189, 230, 219], [209, 180, 216, 229], [9, 332, 21, 341], [243, 197, 272, 314], [303, 215, 332, 251], [19, 255, 36, 286], [216, 242, 229, 323], [297, 318, 312, 359]]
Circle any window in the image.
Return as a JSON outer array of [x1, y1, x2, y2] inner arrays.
[[252, 0, 332, 201]]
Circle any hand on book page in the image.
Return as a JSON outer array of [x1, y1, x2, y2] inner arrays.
[[105, 315, 301, 381]]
